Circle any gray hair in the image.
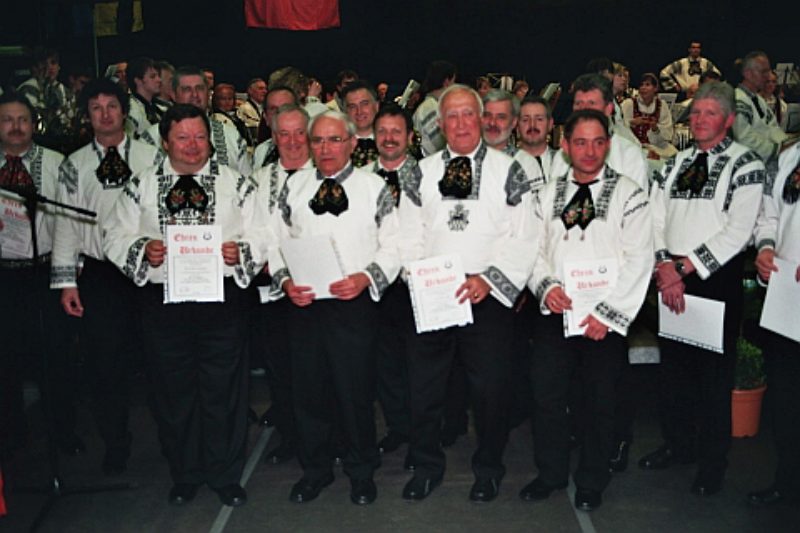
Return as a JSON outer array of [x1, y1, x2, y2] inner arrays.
[[692, 81, 735, 118], [741, 51, 769, 74], [308, 109, 356, 138], [438, 83, 484, 117], [271, 103, 310, 132], [482, 88, 520, 118]]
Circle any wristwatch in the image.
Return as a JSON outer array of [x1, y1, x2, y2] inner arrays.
[[674, 259, 686, 277]]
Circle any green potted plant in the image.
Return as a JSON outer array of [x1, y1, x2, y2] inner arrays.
[[732, 337, 767, 437]]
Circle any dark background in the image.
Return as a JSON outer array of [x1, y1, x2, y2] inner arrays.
[[1, 0, 795, 95]]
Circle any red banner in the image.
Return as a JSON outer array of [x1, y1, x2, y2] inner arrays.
[[244, 0, 341, 30]]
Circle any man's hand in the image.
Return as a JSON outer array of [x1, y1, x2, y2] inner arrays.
[[61, 287, 84, 317], [330, 273, 371, 300], [655, 260, 685, 291], [222, 241, 240, 266], [456, 275, 491, 304], [580, 314, 609, 341], [283, 279, 314, 307], [755, 248, 777, 282], [661, 281, 686, 314], [544, 286, 572, 314], [145, 239, 166, 267]]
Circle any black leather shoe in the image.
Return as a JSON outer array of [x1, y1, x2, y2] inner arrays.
[[264, 441, 295, 464], [168, 483, 199, 505], [402, 476, 442, 501], [469, 478, 499, 502], [403, 455, 415, 471], [290, 474, 335, 503], [350, 478, 377, 505], [638, 445, 694, 470], [519, 478, 567, 501], [574, 488, 602, 511], [378, 432, 408, 454], [691, 471, 723, 496], [747, 487, 787, 506], [608, 440, 630, 473], [57, 434, 86, 456], [214, 484, 247, 507]]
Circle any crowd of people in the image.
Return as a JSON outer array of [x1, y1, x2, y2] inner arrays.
[[1, 40, 798, 516]]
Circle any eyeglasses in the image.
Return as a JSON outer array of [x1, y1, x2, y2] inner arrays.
[[310, 135, 351, 146]]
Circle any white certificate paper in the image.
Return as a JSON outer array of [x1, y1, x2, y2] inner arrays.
[[280, 234, 344, 300], [0, 196, 33, 258], [562, 258, 618, 337], [407, 254, 473, 334], [760, 257, 800, 342], [658, 294, 725, 353], [165, 225, 224, 303]]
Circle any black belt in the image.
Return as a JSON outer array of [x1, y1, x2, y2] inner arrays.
[[0, 252, 51, 269]]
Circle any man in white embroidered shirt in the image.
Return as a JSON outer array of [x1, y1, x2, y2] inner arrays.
[[399, 84, 539, 503], [268, 110, 400, 506], [523, 109, 652, 512], [51, 78, 159, 475], [640, 81, 765, 497]]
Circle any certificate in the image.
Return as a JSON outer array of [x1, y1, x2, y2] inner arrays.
[[280, 234, 344, 300], [760, 257, 800, 343], [0, 196, 33, 258], [407, 254, 473, 334], [165, 225, 224, 303], [562, 258, 618, 337], [658, 294, 725, 353]]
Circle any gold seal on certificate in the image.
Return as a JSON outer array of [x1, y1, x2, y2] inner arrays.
[[164, 224, 224, 303], [407, 254, 473, 334]]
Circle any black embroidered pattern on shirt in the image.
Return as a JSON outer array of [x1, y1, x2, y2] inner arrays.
[[447, 202, 470, 231], [374, 184, 395, 228], [594, 168, 619, 220], [124, 236, 149, 284], [365, 262, 390, 296], [278, 179, 292, 227], [58, 158, 79, 195], [534, 276, 560, 302], [485, 266, 520, 303], [723, 169, 765, 211], [670, 151, 729, 200], [504, 160, 532, 206], [693, 243, 721, 274], [655, 249, 670, 262], [234, 241, 257, 283], [210, 120, 228, 166], [594, 301, 631, 330], [270, 267, 290, 294], [400, 161, 423, 207], [50, 265, 77, 286]]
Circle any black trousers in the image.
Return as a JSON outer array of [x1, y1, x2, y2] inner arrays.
[[138, 279, 249, 488], [376, 280, 412, 438], [406, 297, 514, 481], [78, 258, 138, 453], [288, 293, 380, 482], [0, 261, 76, 449], [657, 254, 744, 476], [761, 329, 800, 494], [258, 297, 296, 442], [532, 313, 626, 492]]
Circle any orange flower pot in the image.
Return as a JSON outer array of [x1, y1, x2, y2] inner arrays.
[[731, 385, 767, 438]]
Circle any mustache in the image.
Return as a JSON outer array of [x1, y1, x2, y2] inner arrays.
[[380, 141, 400, 148], [525, 127, 542, 135]]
